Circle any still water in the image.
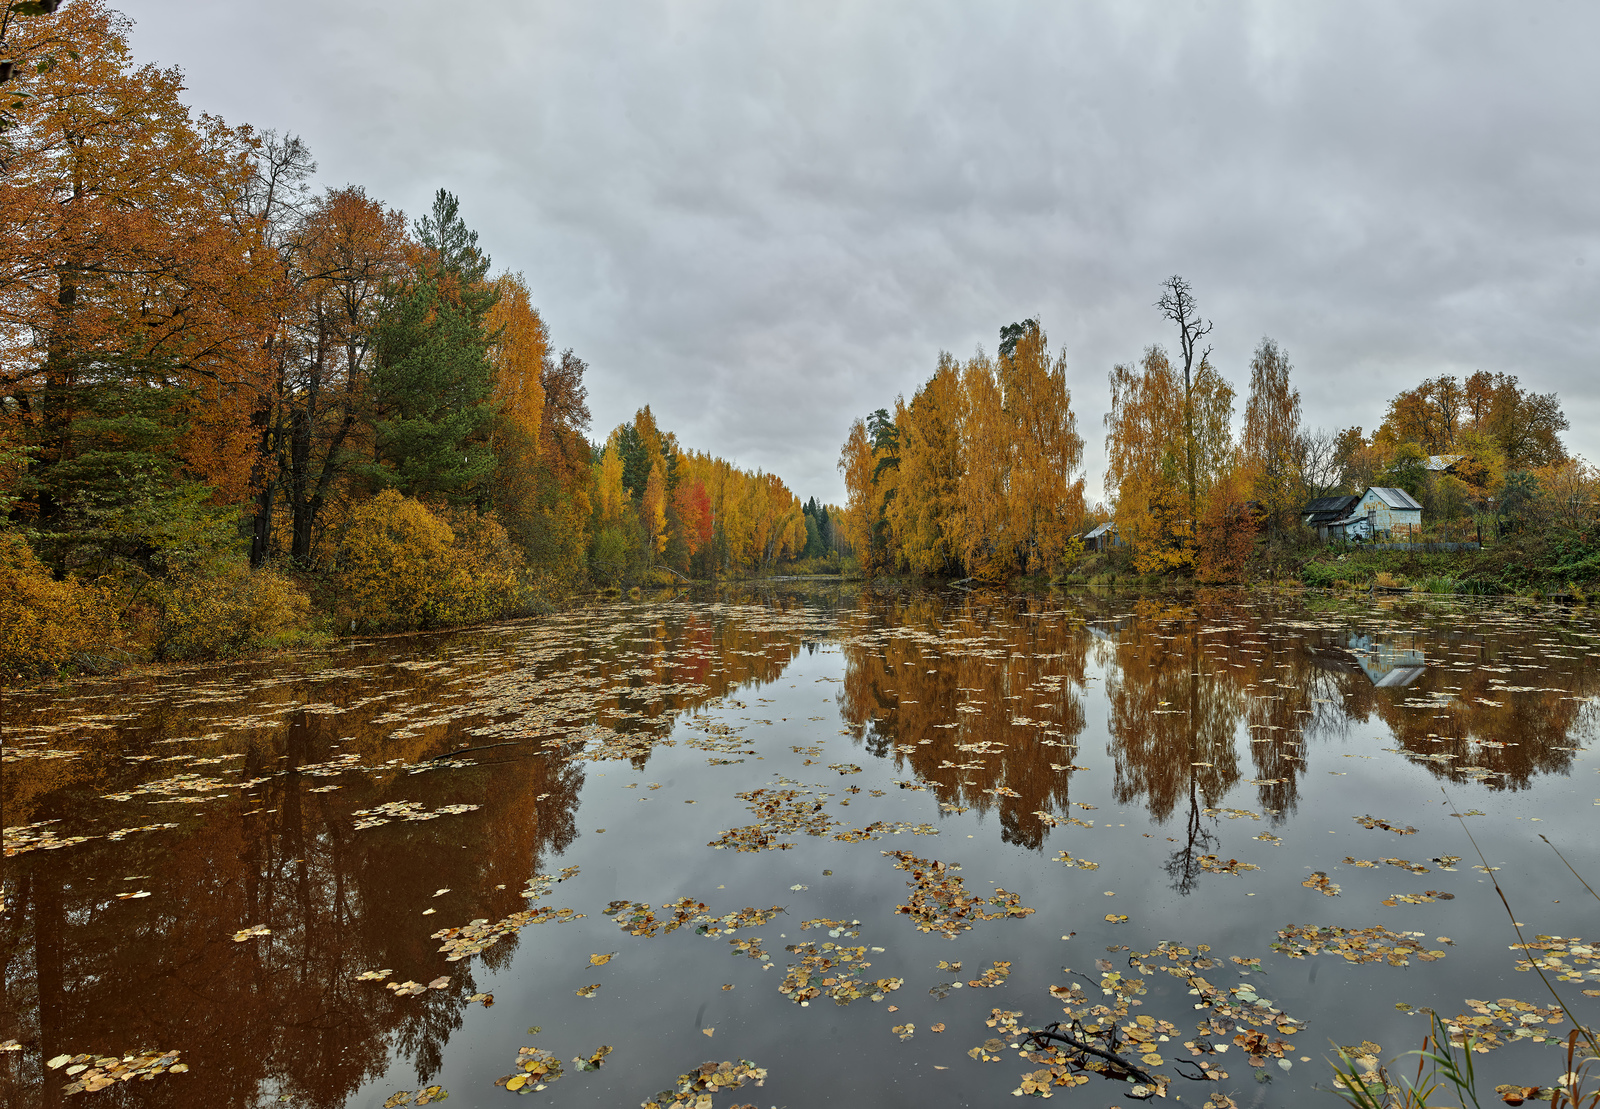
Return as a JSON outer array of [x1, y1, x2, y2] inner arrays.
[[3, 584, 1598, 1107]]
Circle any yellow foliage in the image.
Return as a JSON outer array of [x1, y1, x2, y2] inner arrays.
[[433, 505, 526, 625], [336, 491, 526, 631], [153, 561, 313, 661], [0, 528, 115, 680]]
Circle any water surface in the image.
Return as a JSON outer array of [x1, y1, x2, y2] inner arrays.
[[4, 585, 1598, 1106]]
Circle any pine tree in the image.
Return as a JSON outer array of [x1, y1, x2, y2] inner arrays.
[[363, 191, 501, 501]]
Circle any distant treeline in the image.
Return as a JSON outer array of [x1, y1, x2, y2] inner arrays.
[[842, 278, 1578, 582]]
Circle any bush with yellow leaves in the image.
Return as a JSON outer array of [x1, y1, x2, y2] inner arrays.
[[151, 560, 315, 661], [0, 527, 117, 681], [335, 490, 529, 631]]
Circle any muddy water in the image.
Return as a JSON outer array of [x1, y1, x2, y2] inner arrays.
[[3, 585, 1598, 1107]]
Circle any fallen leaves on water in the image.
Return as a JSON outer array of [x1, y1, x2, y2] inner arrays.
[[574, 1045, 612, 1071], [114, 890, 152, 900], [1345, 856, 1431, 874], [1355, 815, 1418, 835], [47, 1049, 186, 1095], [590, 952, 617, 966], [882, 850, 1035, 938], [383, 1086, 447, 1107], [1272, 925, 1446, 965], [232, 924, 271, 941], [1440, 998, 1569, 1051], [575, 983, 601, 998], [779, 941, 903, 1006], [432, 900, 584, 962], [351, 800, 481, 830], [967, 961, 1012, 988], [1054, 851, 1099, 871], [495, 1046, 562, 1093], [1381, 890, 1455, 906], [1105, 913, 1129, 923], [355, 968, 392, 981], [1508, 935, 1600, 982], [891, 1023, 915, 1041], [1303, 872, 1341, 896], [640, 1060, 767, 1108], [1199, 855, 1260, 876], [468, 993, 494, 1006]]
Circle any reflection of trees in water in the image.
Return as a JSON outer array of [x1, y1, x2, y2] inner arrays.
[[836, 591, 1090, 850], [0, 600, 830, 1109]]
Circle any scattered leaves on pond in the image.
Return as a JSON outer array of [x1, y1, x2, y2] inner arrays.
[[46, 1049, 187, 1095], [383, 1086, 447, 1106], [967, 960, 1012, 988], [1381, 889, 1455, 905], [882, 850, 1036, 937], [1199, 855, 1260, 875], [1054, 851, 1099, 870], [495, 1047, 562, 1093], [575, 983, 600, 997], [1272, 925, 1446, 965], [1509, 935, 1600, 982], [778, 940, 903, 1006], [352, 800, 482, 830], [232, 924, 271, 941], [589, 952, 616, 966], [1354, 814, 1418, 835], [573, 1045, 612, 1071], [1440, 998, 1570, 1051], [1302, 872, 1341, 896], [639, 1059, 767, 1109]]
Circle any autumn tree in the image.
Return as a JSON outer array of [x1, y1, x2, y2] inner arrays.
[[1105, 345, 1233, 572], [1, 0, 277, 577], [888, 355, 965, 575], [272, 186, 409, 565], [1240, 336, 1301, 535], [483, 271, 548, 550], [998, 320, 1085, 571]]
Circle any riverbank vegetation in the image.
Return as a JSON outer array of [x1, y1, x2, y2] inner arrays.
[[841, 276, 1585, 595], [0, 2, 851, 680]]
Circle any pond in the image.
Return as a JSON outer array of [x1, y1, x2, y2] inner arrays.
[[3, 584, 1598, 1108]]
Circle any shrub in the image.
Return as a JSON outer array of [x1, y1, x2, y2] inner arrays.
[[336, 490, 456, 630], [433, 505, 527, 625], [0, 528, 116, 680], [335, 491, 530, 631], [153, 560, 314, 661]]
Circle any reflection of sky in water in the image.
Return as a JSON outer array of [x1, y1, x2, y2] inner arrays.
[[1347, 632, 1428, 688], [3, 586, 1599, 1108]]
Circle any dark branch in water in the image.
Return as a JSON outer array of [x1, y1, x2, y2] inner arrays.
[[1025, 1022, 1159, 1087], [427, 742, 519, 761]]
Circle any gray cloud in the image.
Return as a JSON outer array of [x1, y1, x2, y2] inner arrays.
[[123, 0, 1600, 503]]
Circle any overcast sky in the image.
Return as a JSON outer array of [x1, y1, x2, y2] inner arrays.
[[121, 0, 1599, 505]]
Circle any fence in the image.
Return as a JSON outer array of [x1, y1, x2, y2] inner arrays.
[[1342, 541, 1482, 553]]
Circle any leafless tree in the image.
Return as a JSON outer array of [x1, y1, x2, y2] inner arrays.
[[1156, 276, 1213, 521], [1296, 428, 1345, 501]]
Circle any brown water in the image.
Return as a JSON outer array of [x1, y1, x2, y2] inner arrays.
[[3, 584, 1598, 1107]]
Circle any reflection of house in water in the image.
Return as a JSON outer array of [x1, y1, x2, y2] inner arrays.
[[1309, 633, 1426, 687]]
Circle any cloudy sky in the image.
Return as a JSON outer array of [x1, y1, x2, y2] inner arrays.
[[122, 0, 1598, 505]]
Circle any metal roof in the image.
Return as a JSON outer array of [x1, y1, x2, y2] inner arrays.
[[1367, 486, 1423, 511], [1084, 522, 1116, 539], [1301, 494, 1360, 523]]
